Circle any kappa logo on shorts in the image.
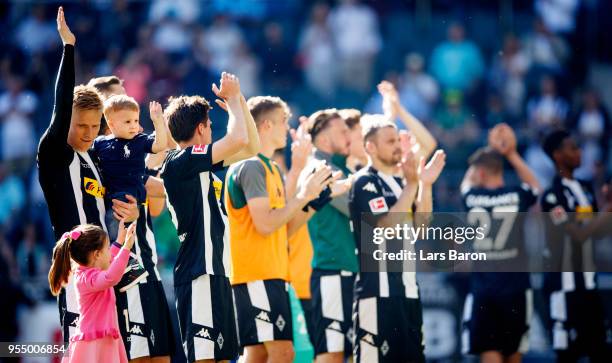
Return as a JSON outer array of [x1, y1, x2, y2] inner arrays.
[[275, 314, 286, 331], [195, 328, 212, 339], [150, 330, 155, 346], [178, 233, 187, 242], [192, 144, 209, 154], [368, 197, 388, 214], [256, 311, 271, 322], [70, 316, 80, 327], [130, 324, 144, 335]]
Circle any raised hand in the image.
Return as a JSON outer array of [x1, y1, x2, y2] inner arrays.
[[149, 101, 164, 124], [289, 117, 313, 172], [488, 123, 517, 156], [212, 72, 241, 101], [123, 222, 138, 251], [378, 80, 400, 119], [56, 7, 75, 46], [400, 147, 419, 184], [299, 163, 333, 202], [330, 173, 353, 197], [419, 149, 446, 185]]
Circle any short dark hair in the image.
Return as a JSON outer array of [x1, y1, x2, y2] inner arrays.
[[308, 109, 341, 141], [247, 96, 290, 126], [542, 129, 571, 161], [164, 95, 211, 142], [87, 76, 122, 97], [339, 108, 362, 129], [468, 147, 503, 174]]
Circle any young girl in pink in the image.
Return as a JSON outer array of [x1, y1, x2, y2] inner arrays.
[[48, 221, 137, 363]]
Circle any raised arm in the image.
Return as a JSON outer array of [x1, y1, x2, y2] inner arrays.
[[210, 72, 248, 165], [149, 101, 168, 153], [489, 123, 540, 192], [40, 7, 76, 147], [220, 94, 260, 166], [379, 81, 437, 160]]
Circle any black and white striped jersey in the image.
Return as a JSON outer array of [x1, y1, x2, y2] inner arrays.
[[160, 144, 230, 285], [349, 165, 419, 299], [540, 175, 598, 293], [37, 45, 107, 240]]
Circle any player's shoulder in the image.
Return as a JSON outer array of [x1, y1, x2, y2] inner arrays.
[[230, 156, 265, 179], [351, 167, 382, 197]]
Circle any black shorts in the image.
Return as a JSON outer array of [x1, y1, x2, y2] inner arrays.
[[462, 290, 532, 356], [232, 279, 293, 347], [548, 288, 610, 359], [115, 280, 176, 360], [174, 274, 239, 361], [310, 269, 355, 356], [354, 296, 424, 363], [57, 277, 80, 344]]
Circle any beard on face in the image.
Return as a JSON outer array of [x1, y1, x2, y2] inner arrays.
[[379, 148, 402, 167]]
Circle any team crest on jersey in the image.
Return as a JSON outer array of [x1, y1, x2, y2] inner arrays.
[[362, 182, 377, 193], [368, 197, 388, 214], [192, 144, 208, 154], [83, 177, 105, 198]]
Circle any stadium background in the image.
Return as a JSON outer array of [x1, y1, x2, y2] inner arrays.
[[0, 0, 611, 362]]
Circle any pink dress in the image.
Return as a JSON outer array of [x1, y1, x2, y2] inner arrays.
[[62, 244, 130, 363]]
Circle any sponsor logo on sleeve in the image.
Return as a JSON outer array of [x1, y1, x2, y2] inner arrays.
[[192, 144, 209, 154], [368, 197, 388, 214]]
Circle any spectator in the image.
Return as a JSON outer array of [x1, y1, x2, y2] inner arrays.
[[328, 0, 381, 93], [399, 53, 439, 121], [148, 0, 200, 24], [430, 22, 484, 93], [432, 90, 480, 166], [259, 22, 296, 94], [151, 11, 192, 58], [523, 18, 569, 74], [569, 88, 611, 180], [15, 223, 49, 281], [0, 163, 26, 228], [0, 75, 37, 173], [228, 41, 260, 97], [299, 2, 336, 100], [535, 0, 579, 35], [14, 5, 58, 56], [527, 75, 568, 132], [489, 34, 530, 118], [202, 15, 244, 74], [115, 50, 152, 103]]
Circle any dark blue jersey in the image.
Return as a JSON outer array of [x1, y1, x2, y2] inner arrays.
[[462, 183, 538, 296], [93, 133, 155, 203], [160, 144, 230, 285]]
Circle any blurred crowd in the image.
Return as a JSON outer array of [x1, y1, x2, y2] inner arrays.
[[1, 0, 612, 342]]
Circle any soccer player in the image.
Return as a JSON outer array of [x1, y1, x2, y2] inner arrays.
[[339, 108, 367, 172], [349, 116, 446, 363], [304, 108, 358, 363], [540, 129, 612, 362], [225, 96, 338, 363], [87, 75, 126, 135], [37, 7, 139, 344], [460, 123, 540, 363], [160, 72, 260, 362]]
